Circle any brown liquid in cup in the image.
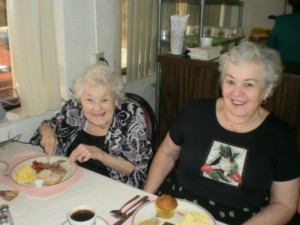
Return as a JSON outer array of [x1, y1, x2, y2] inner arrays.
[[71, 209, 94, 222]]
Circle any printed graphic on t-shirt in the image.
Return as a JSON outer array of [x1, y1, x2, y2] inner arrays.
[[200, 140, 247, 187]]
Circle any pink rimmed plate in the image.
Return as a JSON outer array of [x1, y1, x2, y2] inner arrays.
[[132, 198, 216, 225], [10, 155, 77, 188]]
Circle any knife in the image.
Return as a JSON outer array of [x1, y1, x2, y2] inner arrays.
[[113, 198, 150, 225]]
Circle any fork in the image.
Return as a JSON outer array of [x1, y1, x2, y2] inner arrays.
[[113, 196, 150, 225], [49, 159, 66, 167], [110, 194, 140, 218], [112, 195, 148, 219]]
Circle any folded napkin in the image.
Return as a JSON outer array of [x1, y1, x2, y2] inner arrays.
[[0, 150, 84, 198]]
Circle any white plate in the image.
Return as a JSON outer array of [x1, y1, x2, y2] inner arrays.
[[132, 198, 216, 225], [10, 155, 77, 188], [0, 161, 8, 176], [62, 216, 108, 225]]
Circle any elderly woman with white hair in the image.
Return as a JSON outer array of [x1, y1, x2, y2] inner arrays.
[[144, 42, 299, 224], [30, 64, 153, 188]]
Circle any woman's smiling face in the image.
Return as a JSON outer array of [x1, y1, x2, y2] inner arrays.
[[221, 62, 271, 119], [80, 83, 117, 130]]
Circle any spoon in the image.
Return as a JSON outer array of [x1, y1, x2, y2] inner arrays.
[[113, 197, 150, 225], [110, 194, 140, 218]]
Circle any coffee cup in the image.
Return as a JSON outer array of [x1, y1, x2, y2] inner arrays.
[[67, 205, 96, 225]]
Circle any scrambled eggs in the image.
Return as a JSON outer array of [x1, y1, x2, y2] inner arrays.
[[12, 163, 37, 184], [178, 210, 211, 225]]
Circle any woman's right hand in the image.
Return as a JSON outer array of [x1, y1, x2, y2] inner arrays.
[[39, 123, 58, 157]]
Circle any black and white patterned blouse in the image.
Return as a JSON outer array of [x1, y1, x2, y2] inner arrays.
[[30, 98, 153, 188]]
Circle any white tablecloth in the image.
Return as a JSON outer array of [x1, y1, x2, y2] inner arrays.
[[0, 142, 226, 225]]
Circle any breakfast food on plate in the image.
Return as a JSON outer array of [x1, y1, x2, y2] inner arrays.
[[43, 171, 63, 185], [155, 194, 178, 219], [36, 168, 63, 185], [139, 219, 160, 225], [12, 164, 37, 184], [177, 210, 211, 225], [13, 159, 67, 186], [32, 160, 67, 175], [36, 169, 52, 179], [32, 160, 67, 186]]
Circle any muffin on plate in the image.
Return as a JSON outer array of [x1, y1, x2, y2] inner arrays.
[[155, 194, 178, 219]]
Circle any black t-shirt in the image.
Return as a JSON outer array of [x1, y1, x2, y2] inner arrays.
[[169, 98, 300, 208], [66, 130, 109, 176]]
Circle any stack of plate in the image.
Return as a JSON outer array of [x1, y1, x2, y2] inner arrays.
[[188, 46, 222, 61]]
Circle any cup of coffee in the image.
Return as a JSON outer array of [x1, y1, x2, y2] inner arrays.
[[68, 205, 96, 225]]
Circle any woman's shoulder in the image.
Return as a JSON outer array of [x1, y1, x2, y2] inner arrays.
[[60, 99, 82, 115], [276, 12, 300, 22], [184, 98, 216, 111], [116, 98, 142, 115], [175, 98, 216, 121], [264, 112, 294, 133], [63, 98, 80, 107]]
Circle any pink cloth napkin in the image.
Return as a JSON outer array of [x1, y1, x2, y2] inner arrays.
[[0, 150, 84, 198]]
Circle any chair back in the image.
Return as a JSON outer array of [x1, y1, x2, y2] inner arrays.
[[125, 93, 158, 151]]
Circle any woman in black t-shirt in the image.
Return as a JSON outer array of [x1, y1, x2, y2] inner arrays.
[[144, 42, 300, 224]]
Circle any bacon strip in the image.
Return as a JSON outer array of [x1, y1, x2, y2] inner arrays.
[[31, 160, 66, 175]]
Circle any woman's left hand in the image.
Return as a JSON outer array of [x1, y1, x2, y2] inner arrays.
[[68, 144, 103, 163]]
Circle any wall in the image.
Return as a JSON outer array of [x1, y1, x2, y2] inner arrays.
[[0, 0, 156, 144], [242, 0, 285, 39], [0, 0, 288, 144]]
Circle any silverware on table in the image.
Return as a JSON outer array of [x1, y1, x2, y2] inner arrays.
[[110, 194, 140, 218], [113, 196, 149, 225]]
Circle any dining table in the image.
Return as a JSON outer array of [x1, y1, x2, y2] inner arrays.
[[0, 142, 226, 225]]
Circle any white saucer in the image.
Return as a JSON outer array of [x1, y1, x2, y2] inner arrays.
[[0, 161, 8, 176], [62, 216, 108, 225]]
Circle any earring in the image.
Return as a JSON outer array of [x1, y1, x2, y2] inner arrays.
[[262, 98, 267, 105]]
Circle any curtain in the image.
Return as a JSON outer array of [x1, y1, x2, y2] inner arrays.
[[126, 0, 157, 81], [6, 0, 60, 116], [161, 3, 201, 27], [161, 2, 176, 29]]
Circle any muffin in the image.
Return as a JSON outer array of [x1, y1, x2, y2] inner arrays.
[[155, 194, 178, 219]]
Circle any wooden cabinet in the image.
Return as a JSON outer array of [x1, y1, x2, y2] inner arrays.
[[158, 54, 300, 148], [158, 54, 221, 143], [264, 73, 300, 148]]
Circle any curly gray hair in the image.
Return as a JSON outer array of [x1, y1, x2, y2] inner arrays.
[[71, 64, 125, 101], [218, 41, 283, 97]]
